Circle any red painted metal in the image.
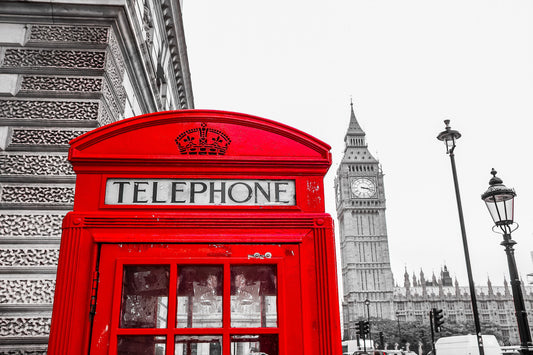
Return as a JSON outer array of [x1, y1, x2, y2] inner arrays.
[[48, 110, 341, 354]]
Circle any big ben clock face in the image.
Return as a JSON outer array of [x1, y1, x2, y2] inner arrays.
[[351, 178, 376, 198]]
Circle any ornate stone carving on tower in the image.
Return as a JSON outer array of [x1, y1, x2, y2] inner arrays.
[[335, 102, 394, 339]]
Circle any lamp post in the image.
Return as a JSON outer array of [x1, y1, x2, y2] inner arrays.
[[481, 169, 533, 355], [365, 298, 371, 347], [396, 311, 401, 342], [437, 120, 485, 355], [365, 298, 371, 323]]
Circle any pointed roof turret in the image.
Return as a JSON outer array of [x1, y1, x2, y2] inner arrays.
[[441, 265, 453, 287], [487, 276, 494, 296], [404, 267, 411, 290], [347, 99, 364, 134], [420, 269, 427, 296], [504, 276, 511, 296], [342, 100, 378, 163]]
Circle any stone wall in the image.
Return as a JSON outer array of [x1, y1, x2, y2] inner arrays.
[[0, 22, 126, 353], [0, 1, 193, 351]]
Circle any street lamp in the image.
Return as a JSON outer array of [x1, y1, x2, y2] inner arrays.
[[481, 169, 533, 354], [395, 311, 401, 342], [437, 120, 485, 355], [365, 299, 371, 346], [365, 298, 371, 322]]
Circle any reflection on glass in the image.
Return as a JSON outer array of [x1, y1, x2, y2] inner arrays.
[[177, 265, 223, 328], [117, 335, 166, 355], [230, 334, 278, 355], [231, 265, 277, 328], [175, 335, 222, 355], [120, 265, 169, 328]]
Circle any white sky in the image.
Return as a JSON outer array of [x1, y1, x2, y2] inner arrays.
[[182, 0, 533, 289]]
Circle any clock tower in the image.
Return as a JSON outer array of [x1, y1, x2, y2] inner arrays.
[[335, 103, 394, 337]]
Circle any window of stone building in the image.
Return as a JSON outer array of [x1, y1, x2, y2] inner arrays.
[[498, 302, 505, 310], [480, 302, 488, 309], [499, 314, 507, 323]]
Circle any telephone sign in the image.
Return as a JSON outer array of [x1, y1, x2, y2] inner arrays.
[[104, 178, 296, 205], [48, 110, 342, 355]]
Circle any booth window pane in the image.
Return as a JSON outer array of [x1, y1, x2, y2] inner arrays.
[[177, 265, 223, 328], [230, 334, 278, 355], [117, 335, 166, 355], [175, 335, 222, 355], [120, 265, 169, 328], [231, 265, 277, 328]]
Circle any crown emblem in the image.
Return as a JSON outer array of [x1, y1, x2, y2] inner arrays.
[[175, 123, 231, 155]]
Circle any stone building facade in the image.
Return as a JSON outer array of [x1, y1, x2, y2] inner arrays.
[[336, 105, 533, 345], [394, 266, 533, 345], [0, 1, 193, 352]]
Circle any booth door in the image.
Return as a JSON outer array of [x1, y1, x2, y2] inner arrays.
[[90, 243, 302, 355]]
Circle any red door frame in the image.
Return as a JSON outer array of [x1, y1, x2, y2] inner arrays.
[[48, 110, 342, 354], [91, 243, 302, 355]]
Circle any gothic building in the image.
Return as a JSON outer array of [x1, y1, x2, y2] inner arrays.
[[394, 266, 533, 345], [0, 1, 193, 353], [335, 102, 395, 328], [336, 104, 533, 345]]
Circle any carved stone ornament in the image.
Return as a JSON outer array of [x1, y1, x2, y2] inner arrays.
[[0, 155, 73, 176], [10, 129, 87, 146], [175, 123, 231, 155], [2, 49, 106, 69], [0, 214, 64, 237], [29, 25, 109, 44], [0, 186, 74, 204], [0, 248, 59, 267], [20, 76, 103, 92], [0, 349, 47, 355], [0, 317, 51, 337], [0, 100, 99, 121], [0, 279, 55, 304]]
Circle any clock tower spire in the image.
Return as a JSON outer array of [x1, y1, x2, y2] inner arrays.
[[335, 103, 395, 338], [345, 100, 366, 147]]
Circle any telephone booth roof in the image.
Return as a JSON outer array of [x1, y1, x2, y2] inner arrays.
[[69, 109, 332, 173]]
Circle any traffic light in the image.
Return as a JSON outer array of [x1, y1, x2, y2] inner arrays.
[[362, 320, 370, 335], [355, 321, 362, 336], [432, 308, 444, 332]]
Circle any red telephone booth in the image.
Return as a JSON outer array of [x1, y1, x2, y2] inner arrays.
[[48, 110, 341, 355]]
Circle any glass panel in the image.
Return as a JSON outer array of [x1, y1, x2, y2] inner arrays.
[[120, 265, 169, 328], [117, 335, 166, 355], [231, 265, 277, 328], [175, 335, 222, 355], [177, 265, 223, 328], [230, 334, 278, 355]]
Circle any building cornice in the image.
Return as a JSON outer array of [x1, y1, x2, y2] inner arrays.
[[0, 1, 194, 111]]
